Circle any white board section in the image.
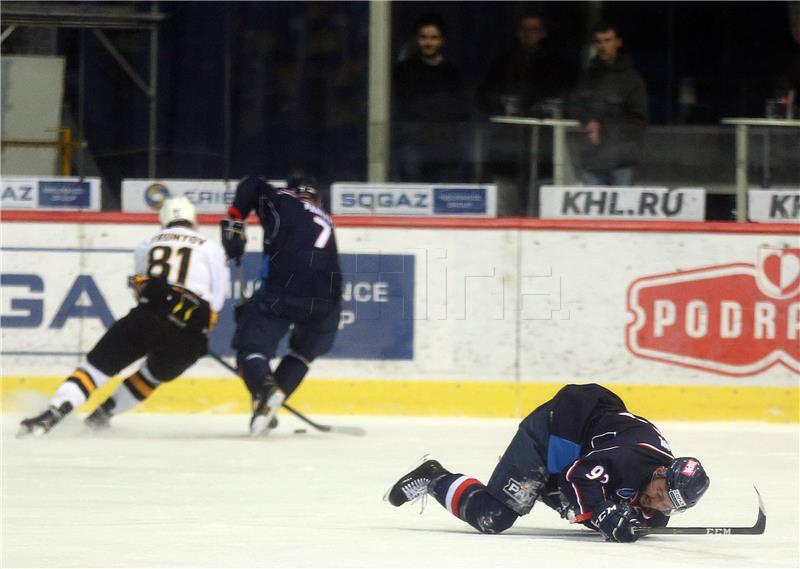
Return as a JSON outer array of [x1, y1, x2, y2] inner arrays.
[[0, 56, 65, 176], [540, 185, 705, 220], [1, 221, 796, 386], [1, 176, 102, 210], [748, 188, 800, 223], [121, 178, 285, 213], [332, 183, 497, 216]]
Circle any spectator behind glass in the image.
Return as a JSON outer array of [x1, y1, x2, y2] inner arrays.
[[476, 12, 567, 117], [774, 2, 800, 116], [391, 13, 469, 183], [569, 22, 647, 186]]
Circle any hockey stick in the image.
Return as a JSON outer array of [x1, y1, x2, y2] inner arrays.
[[633, 486, 766, 536], [206, 350, 366, 436]]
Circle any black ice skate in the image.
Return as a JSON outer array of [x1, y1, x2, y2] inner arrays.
[[386, 458, 448, 507], [17, 402, 73, 437], [85, 399, 115, 430], [249, 377, 285, 437]]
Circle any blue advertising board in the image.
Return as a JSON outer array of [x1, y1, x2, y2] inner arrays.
[[0, 177, 101, 210], [39, 180, 92, 208], [433, 187, 488, 215], [208, 252, 414, 360]]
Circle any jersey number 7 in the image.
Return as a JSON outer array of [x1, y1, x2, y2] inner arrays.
[[312, 216, 331, 248]]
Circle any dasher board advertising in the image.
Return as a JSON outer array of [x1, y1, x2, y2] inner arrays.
[[540, 185, 706, 221], [332, 183, 497, 217], [121, 178, 285, 213], [1, 176, 101, 211], [748, 188, 800, 223]]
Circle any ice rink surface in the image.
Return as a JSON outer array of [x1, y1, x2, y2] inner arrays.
[[2, 411, 798, 569]]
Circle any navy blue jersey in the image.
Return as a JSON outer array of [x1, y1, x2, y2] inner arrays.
[[229, 176, 342, 302], [548, 385, 674, 527]]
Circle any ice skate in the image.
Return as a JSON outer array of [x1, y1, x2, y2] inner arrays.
[[385, 457, 448, 507], [249, 378, 285, 436], [84, 400, 115, 431], [17, 402, 73, 437]]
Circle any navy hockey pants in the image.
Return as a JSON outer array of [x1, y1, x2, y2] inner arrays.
[[431, 400, 555, 533]]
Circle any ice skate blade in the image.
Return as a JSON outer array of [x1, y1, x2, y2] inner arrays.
[[16, 426, 32, 439], [250, 416, 272, 437], [17, 425, 47, 438], [382, 454, 431, 503]]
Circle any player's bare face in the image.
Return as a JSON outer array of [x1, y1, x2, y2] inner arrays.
[[417, 25, 444, 58], [639, 478, 673, 513]]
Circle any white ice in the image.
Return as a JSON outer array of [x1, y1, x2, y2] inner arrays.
[[2, 411, 798, 568]]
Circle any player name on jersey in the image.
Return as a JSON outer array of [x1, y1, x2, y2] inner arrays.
[[151, 232, 207, 245]]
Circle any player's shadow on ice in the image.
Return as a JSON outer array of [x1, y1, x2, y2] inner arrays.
[[394, 526, 599, 541], [69, 424, 318, 443], [78, 431, 315, 441]]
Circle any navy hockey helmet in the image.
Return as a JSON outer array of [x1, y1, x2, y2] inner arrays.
[[286, 169, 320, 203], [665, 457, 710, 512]]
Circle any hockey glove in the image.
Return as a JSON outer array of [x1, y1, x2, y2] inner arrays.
[[539, 486, 576, 522], [591, 501, 642, 543], [220, 218, 246, 265]]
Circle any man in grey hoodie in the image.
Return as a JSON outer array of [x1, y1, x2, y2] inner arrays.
[[570, 23, 647, 186]]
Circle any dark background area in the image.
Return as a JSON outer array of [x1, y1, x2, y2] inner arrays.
[[3, 1, 798, 204]]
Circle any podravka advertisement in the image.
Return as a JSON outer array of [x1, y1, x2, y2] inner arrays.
[[517, 231, 798, 386]]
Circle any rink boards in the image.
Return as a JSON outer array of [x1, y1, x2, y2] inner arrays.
[[1, 214, 798, 421]]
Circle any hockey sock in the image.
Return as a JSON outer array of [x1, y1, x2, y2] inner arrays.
[[50, 361, 110, 411], [430, 474, 519, 534], [239, 353, 271, 396], [110, 364, 161, 415], [274, 351, 309, 398]]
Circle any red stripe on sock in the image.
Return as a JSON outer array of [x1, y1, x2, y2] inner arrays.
[[450, 478, 481, 516]]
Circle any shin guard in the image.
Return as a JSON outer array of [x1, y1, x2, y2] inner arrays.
[[274, 352, 309, 398], [431, 475, 519, 534], [50, 361, 109, 410], [239, 353, 271, 397], [111, 365, 161, 415]]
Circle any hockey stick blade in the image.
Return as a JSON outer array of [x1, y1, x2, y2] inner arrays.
[[634, 486, 766, 536], [206, 351, 366, 436], [279, 403, 366, 436]]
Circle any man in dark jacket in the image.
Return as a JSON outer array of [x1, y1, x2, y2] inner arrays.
[[570, 23, 647, 186], [476, 12, 566, 117], [392, 13, 469, 183], [386, 383, 710, 543]]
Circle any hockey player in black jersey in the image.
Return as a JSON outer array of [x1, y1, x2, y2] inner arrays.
[[18, 197, 229, 436], [221, 172, 342, 435], [386, 383, 710, 543]]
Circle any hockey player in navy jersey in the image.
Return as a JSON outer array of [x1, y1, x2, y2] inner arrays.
[[220, 172, 342, 435], [387, 383, 710, 543], [18, 197, 229, 436]]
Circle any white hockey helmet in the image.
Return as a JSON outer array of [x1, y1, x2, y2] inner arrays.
[[159, 196, 197, 227]]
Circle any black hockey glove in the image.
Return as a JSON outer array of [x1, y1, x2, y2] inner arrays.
[[591, 501, 642, 543], [538, 481, 576, 522], [220, 218, 246, 265]]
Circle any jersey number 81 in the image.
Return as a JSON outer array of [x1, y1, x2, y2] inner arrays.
[[148, 246, 193, 285]]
